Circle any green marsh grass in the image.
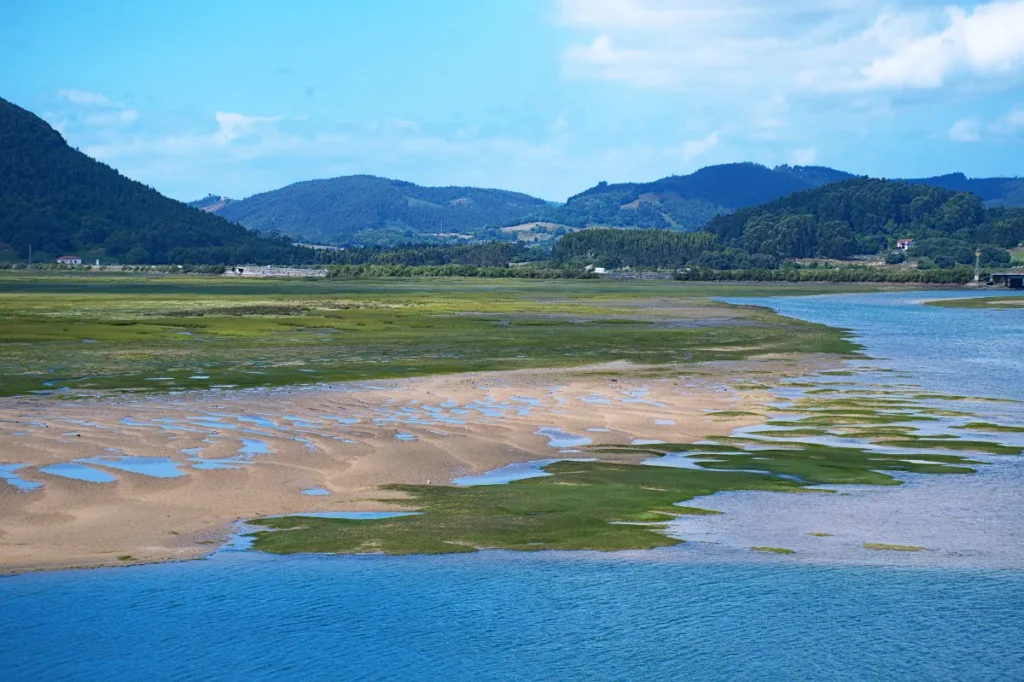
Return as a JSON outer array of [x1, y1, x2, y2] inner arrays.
[[0, 273, 860, 397]]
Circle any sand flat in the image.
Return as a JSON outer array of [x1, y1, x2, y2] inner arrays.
[[0, 357, 829, 573]]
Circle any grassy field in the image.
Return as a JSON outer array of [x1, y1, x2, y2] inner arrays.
[[0, 272, 872, 397]]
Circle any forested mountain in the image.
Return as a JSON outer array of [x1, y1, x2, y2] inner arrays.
[[705, 178, 1023, 259], [552, 178, 1024, 271], [0, 97, 311, 265], [213, 175, 550, 246], [201, 163, 1024, 245], [515, 163, 828, 231], [512, 163, 1024, 233]]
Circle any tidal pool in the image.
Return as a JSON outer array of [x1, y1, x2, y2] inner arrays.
[[453, 458, 595, 486], [301, 488, 331, 496], [39, 462, 117, 483], [535, 427, 592, 448], [79, 456, 186, 479], [0, 464, 43, 492]]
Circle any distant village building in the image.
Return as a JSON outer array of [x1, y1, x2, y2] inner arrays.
[[896, 239, 915, 251], [226, 265, 328, 278], [56, 256, 82, 265]]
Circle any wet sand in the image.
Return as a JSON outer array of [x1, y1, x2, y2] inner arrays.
[[0, 357, 830, 574]]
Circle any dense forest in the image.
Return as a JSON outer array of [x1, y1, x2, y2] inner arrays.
[[551, 230, 719, 269], [551, 179, 1024, 271], [323, 242, 542, 268], [705, 179, 1023, 263], [215, 175, 549, 246], [0, 97, 312, 265]]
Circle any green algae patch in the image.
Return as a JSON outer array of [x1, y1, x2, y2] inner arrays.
[[750, 546, 795, 555], [247, 436, 979, 556], [954, 422, 1024, 434], [863, 543, 928, 552], [925, 296, 1024, 309], [873, 439, 1023, 456], [248, 462, 806, 556], [706, 411, 762, 419], [807, 532, 833, 537]]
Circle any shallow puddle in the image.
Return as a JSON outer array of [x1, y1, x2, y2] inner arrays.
[[301, 488, 331, 496], [39, 462, 117, 483], [535, 427, 592, 448], [79, 456, 186, 479], [0, 464, 43, 492], [453, 458, 595, 486]]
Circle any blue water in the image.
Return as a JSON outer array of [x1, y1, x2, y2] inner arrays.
[[78, 456, 185, 479], [724, 290, 1024, 402], [535, 426, 592, 448], [0, 464, 43, 492], [37, 462, 117, 483], [3, 289, 1024, 681], [453, 458, 594, 486], [0, 553, 1021, 681], [300, 488, 331, 496]]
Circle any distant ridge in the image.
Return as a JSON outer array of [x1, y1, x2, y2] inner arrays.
[[212, 175, 551, 246], [514, 163, 1023, 233]]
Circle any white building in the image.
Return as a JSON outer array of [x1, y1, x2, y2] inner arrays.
[[56, 256, 82, 265]]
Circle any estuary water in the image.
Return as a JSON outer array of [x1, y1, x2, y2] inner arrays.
[[723, 289, 1024, 402], [2, 289, 1023, 681]]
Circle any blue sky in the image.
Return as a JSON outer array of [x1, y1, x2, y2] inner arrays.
[[3, 0, 1024, 201]]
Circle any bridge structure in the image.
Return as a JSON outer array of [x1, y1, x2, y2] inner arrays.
[[988, 272, 1024, 289]]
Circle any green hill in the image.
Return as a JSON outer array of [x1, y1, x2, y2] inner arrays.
[[215, 175, 550, 246], [705, 178, 1023, 260], [553, 178, 1024, 270], [517, 163, 833, 231], [517, 164, 1024, 233], [0, 97, 310, 265]]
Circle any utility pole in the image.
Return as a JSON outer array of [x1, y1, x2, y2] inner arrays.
[[28, 244, 32, 266], [974, 248, 982, 284]]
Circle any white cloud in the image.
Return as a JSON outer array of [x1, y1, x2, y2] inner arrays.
[[83, 109, 139, 127], [673, 130, 720, 162], [557, 1, 1024, 95], [57, 88, 138, 128], [556, 0, 687, 27], [859, 2, 1024, 90], [789, 147, 819, 165], [212, 112, 283, 145], [989, 104, 1024, 134], [58, 89, 113, 106], [388, 118, 421, 132], [948, 118, 981, 142], [561, 35, 674, 88], [83, 112, 560, 169]]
